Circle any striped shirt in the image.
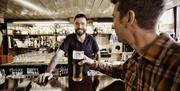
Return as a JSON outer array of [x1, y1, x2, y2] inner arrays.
[[91, 33, 180, 91]]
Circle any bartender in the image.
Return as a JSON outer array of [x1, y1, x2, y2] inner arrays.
[[36, 14, 100, 90]]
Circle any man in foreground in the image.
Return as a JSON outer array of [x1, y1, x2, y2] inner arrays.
[[81, 0, 180, 91]]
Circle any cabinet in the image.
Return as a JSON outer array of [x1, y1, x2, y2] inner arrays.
[[7, 23, 71, 55], [9, 34, 58, 54]]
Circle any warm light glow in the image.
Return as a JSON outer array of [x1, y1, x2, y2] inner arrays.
[[12, 20, 70, 24], [12, 0, 48, 13]]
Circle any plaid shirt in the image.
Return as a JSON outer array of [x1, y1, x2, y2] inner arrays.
[[91, 33, 180, 91]]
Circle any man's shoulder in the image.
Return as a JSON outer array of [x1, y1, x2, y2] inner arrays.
[[86, 34, 96, 40], [67, 33, 76, 36], [170, 42, 180, 53], [66, 33, 76, 39]]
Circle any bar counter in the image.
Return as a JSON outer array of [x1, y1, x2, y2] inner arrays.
[[1, 75, 124, 91], [0, 63, 124, 91]]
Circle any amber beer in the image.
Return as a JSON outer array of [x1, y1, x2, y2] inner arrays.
[[72, 50, 84, 81]]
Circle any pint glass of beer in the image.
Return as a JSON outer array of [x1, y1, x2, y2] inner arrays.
[[72, 50, 84, 81]]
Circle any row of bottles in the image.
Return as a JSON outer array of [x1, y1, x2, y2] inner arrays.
[[13, 36, 55, 48], [24, 37, 54, 48], [7, 22, 114, 35], [7, 24, 74, 35], [6, 66, 68, 79], [8, 68, 24, 79], [58, 66, 68, 76], [26, 68, 39, 75], [7, 68, 39, 79]]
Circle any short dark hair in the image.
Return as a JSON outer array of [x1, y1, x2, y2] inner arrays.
[[74, 14, 88, 21], [111, 0, 165, 30]]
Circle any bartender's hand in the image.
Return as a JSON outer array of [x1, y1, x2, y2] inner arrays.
[[79, 55, 95, 66], [35, 72, 53, 86]]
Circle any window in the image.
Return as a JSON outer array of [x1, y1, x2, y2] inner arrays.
[[158, 9, 175, 37]]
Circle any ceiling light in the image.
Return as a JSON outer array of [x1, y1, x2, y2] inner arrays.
[[12, 20, 70, 24], [12, 0, 48, 13]]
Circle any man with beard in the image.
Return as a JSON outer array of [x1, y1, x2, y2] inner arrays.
[[36, 14, 99, 90]]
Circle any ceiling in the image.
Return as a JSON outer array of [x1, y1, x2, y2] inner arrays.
[[0, 0, 180, 22], [1, 0, 114, 21]]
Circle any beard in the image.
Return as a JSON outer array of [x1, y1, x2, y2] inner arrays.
[[75, 28, 86, 36]]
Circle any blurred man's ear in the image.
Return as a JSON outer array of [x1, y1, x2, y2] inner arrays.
[[127, 10, 135, 24], [124, 10, 135, 28]]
